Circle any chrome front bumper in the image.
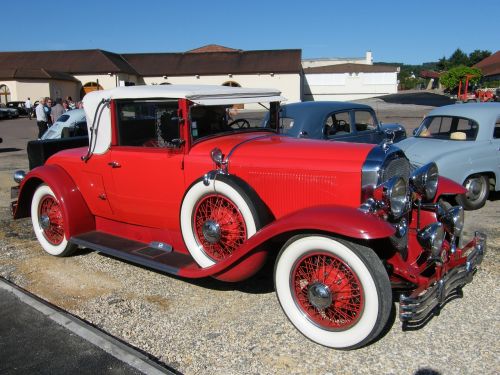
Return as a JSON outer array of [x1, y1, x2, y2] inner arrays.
[[399, 231, 486, 328]]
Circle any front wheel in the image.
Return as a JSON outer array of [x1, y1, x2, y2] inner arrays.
[[274, 235, 392, 349], [180, 178, 259, 268], [456, 175, 489, 210], [31, 184, 77, 256]]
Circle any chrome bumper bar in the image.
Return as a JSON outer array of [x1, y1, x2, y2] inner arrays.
[[399, 231, 486, 328]]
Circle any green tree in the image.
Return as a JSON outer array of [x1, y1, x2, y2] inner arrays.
[[448, 48, 469, 67], [468, 50, 492, 66], [440, 66, 482, 90]]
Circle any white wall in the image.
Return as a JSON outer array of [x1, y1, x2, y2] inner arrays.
[[304, 72, 398, 101], [143, 73, 302, 106], [49, 80, 79, 101]]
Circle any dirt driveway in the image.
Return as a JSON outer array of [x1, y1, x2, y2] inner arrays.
[[0, 104, 499, 374]]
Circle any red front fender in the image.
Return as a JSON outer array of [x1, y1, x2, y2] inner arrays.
[[178, 205, 395, 280], [13, 164, 95, 239], [434, 176, 466, 202]]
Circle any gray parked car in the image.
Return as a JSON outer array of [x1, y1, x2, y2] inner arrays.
[[397, 103, 500, 210], [276, 101, 406, 144]]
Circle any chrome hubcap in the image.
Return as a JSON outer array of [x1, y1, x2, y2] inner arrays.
[[202, 220, 221, 244], [307, 282, 333, 309], [465, 178, 483, 201], [40, 214, 50, 230]]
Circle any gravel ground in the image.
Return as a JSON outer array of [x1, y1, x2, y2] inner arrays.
[[0, 102, 499, 374]]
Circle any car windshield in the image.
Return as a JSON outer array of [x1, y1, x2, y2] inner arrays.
[[55, 114, 70, 123], [416, 116, 478, 141], [189, 104, 275, 142]]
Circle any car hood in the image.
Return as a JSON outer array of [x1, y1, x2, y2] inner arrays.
[[190, 132, 374, 171], [397, 137, 474, 165], [188, 132, 375, 217]]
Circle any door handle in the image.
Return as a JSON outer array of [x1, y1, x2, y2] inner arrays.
[[108, 161, 121, 168]]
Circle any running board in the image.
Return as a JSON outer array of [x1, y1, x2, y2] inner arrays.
[[70, 231, 197, 276]]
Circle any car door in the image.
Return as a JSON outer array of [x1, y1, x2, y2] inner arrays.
[[493, 117, 500, 190], [352, 110, 381, 143], [105, 99, 185, 232]]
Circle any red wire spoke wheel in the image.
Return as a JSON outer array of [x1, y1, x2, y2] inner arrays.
[[193, 194, 247, 261], [292, 252, 364, 330], [31, 184, 77, 257], [274, 235, 392, 349], [181, 178, 258, 268], [38, 195, 65, 245]]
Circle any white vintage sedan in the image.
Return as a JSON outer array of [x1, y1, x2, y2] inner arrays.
[[397, 103, 500, 210], [41, 109, 87, 140]]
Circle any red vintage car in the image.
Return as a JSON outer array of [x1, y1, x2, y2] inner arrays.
[[11, 85, 486, 349]]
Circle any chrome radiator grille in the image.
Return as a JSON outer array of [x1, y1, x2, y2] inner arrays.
[[381, 157, 411, 184]]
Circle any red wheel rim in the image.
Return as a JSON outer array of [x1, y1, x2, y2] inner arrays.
[[38, 195, 64, 245], [291, 251, 364, 330], [193, 194, 247, 261]]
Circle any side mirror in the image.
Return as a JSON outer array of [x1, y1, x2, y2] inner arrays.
[[412, 128, 418, 136]]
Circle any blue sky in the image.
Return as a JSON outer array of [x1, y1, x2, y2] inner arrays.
[[2, 0, 498, 64]]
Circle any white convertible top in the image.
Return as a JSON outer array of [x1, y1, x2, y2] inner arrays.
[[82, 84, 285, 154]]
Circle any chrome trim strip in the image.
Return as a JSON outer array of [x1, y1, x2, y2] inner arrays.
[[224, 134, 273, 171]]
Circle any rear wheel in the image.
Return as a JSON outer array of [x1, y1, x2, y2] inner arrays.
[[457, 175, 489, 210], [31, 184, 77, 256], [274, 235, 392, 349]]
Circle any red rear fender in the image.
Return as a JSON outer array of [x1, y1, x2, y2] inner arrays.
[[14, 165, 95, 238]]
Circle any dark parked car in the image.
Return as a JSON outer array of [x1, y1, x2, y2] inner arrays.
[[7, 101, 29, 116], [277, 101, 406, 144]]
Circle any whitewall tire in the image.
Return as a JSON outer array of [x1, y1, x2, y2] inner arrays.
[[31, 184, 76, 257], [274, 235, 392, 349], [180, 178, 258, 268]]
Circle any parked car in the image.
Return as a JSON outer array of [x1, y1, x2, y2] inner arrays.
[[0, 108, 8, 120], [6, 101, 29, 116], [275, 101, 406, 144], [0, 106, 19, 119], [25, 109, 89, 170], [41, 109, 87, 140], [11, 85, 485, 350], [397, 103, 500, 210]]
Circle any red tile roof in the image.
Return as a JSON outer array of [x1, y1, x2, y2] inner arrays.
[[0, 50, 137, 75], [186, 44, 241, 53], [304, 63, 398, 74], [123, 49, 302, 76], [0, 68, 78, 81], [474, 51, 500, 77]]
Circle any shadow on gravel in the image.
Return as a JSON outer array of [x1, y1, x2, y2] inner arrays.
[[377, 92, 455, 107], [489, 191, 500, 202], [0, 148, 22, 153], [98, 251, 276, 294]]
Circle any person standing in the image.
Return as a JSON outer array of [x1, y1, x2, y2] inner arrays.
[[50, 98, 64, 123], [44, 98, 52, 126], [25, 97, 33, 120], [35, 98, 48, 138]]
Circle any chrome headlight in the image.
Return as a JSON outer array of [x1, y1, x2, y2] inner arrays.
[[375, 176, 408, 218], [13, 170, 26, 184], [417, 222, 445, 258], [410, 162, 439, 201], [440, 206, 464, 237]]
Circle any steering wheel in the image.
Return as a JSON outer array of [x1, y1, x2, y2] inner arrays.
[[228, 119, 250, 129]]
